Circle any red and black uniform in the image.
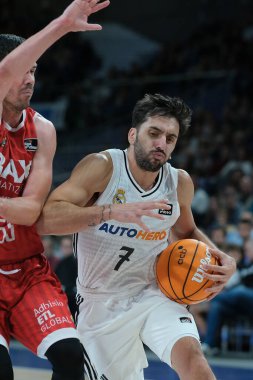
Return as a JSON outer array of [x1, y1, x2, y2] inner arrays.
[[0, 108, 77, 358]]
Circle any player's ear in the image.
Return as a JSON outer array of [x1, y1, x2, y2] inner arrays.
[[128, 128, 137, 145]]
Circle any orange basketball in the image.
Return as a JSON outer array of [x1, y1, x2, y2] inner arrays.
[[156, 239, 218, 305]]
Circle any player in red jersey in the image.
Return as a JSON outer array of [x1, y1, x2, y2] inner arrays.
[[0, 1, 110, 380]]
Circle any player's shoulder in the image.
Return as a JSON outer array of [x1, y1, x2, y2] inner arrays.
[[177, 169, 194, 200], [33, 111, 54, 130], [177, 168, 193, 185], [74, 151, 113, 176], [69, 151, 113, 190], [31, 110, 55, 140], [80, 150, 112, 165]]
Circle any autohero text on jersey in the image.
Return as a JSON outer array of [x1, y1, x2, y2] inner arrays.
[[99, 222, 167, 241]]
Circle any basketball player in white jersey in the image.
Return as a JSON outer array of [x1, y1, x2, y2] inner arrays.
[[38, 94, 236, 380]]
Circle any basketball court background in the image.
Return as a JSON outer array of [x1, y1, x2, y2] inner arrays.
[[11, 341, 253, 380]]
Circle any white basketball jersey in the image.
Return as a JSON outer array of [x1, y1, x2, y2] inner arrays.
[[75, 149, 180, 298]]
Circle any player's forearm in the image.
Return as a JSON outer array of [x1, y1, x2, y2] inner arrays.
[[0, 197, 42, 226], [37, 201, 109, 235], [171, 227, 217, 249], [188, 228, 217, 249]]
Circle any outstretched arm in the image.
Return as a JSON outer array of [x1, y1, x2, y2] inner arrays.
[[37, 152, 171, 235], [0, 0, 110, 111]]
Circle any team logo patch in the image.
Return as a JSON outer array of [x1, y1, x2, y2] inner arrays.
[[180, 317, 192, 323], [113, 188, 126, 204], [158, 204, 173, 215], [24, 138, 38, 151]]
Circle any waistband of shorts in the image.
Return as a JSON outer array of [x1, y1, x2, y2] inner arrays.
[[76, 282, 149, 301]]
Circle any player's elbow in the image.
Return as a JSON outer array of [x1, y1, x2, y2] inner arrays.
[[171, 226, 197, 242]]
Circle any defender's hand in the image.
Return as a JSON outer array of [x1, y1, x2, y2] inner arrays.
[[61, 0, 110, 32]]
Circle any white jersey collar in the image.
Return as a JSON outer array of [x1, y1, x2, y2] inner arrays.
[[123, 149, 163, 197]]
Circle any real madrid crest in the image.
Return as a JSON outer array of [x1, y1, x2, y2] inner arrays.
[[113, 188, 126, 204]]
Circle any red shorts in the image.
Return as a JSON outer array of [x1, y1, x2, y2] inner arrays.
[[0, 254, 78, 358]]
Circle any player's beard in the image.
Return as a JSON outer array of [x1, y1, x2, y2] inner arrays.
[[15, 98, 31, 111], [4, 93, 32, 114], [134, 137, 167, 172], [17, 92, 33, 110]]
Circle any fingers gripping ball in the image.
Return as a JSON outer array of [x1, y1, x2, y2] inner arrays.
[[156, 239, 218, 305]]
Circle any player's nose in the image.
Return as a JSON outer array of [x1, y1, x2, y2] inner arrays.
[[154, 136, 166, 150], [23, 72, 35, 85]]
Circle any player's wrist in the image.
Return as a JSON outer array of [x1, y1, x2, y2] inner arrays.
[[105, 204, 112, 221], [99, 204, 112, 223], [99, 205, 107, 224], [0, 197, 8, 215], [50, 16, 72, 36]]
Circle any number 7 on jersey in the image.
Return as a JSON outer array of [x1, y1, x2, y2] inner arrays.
[[114, 246, 135, 271]]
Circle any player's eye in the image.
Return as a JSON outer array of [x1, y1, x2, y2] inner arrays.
[[166, 136, 175, 143]]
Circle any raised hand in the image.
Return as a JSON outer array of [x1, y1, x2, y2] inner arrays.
[[61, 0, 110, 32]]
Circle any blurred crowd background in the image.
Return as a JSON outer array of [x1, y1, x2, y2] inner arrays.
[[2, 0, 253, 357]]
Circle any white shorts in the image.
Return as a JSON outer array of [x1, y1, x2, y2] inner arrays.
[[77, 284, 200, 380]]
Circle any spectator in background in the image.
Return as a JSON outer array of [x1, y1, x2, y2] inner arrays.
[[55, 236, 78, 319], [238, 175, 253, 212], [225, 212, 253, 250], [191, 174, 210, 227], [243, 236, 253, 266], [208, 224, 227, 251], [238, 212, 253, 243], [202, 242, 253, 355], [218, 185, 242, 225]]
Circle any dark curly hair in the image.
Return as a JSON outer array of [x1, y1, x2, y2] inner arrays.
[[132, 93, 192, 135], [0, 34, 25, 62]]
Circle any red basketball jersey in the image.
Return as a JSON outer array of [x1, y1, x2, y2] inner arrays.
[[0, 107, 44, 264]]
